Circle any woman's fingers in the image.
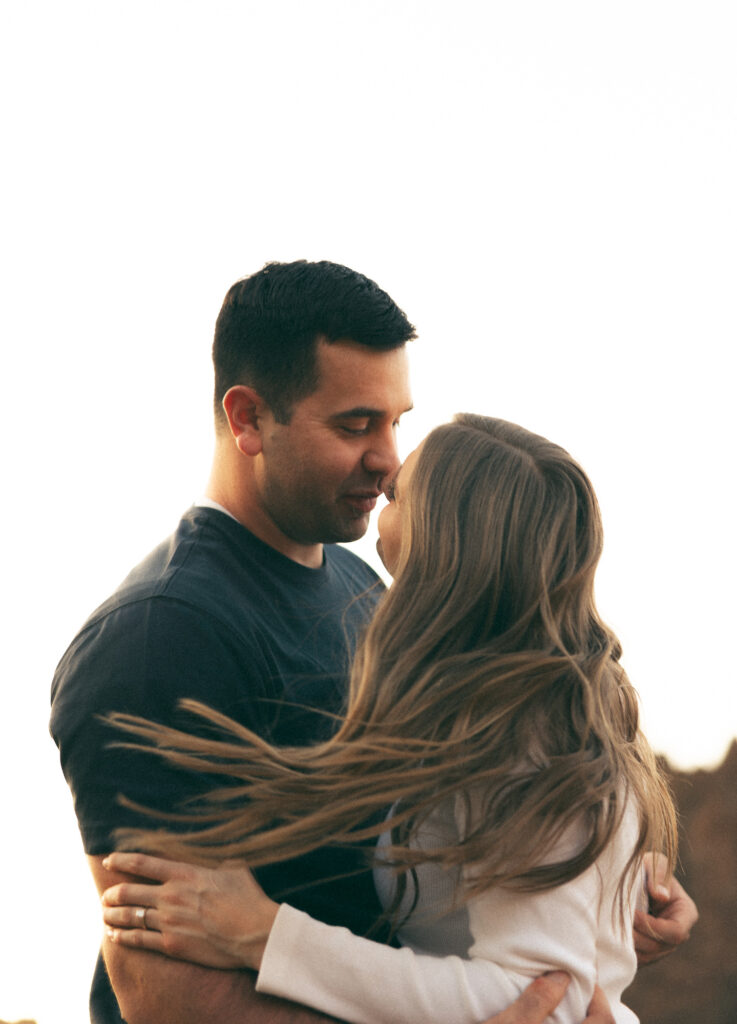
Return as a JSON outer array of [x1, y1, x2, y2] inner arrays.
[[103, 851, 192, 882], [103, 905, 160, 932], [106, 922, 164, 952], [101, 881, 163, 908], [104, 898, 166, 953], [99, 859, 278, 970], [633, 873, 698, 964]]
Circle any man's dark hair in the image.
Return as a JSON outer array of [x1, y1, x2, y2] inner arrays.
[[212, 260, 416, 424]]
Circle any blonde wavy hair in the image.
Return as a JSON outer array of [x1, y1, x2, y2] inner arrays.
[[109, 414, 677, 913]]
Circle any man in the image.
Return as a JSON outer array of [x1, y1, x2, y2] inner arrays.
[[51, 260, 693, 1024]]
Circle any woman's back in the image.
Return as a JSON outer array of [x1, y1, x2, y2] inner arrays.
[[254, 793, 642, 1023]]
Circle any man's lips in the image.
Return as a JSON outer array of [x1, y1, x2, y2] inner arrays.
[[343, 492, 380, 514]]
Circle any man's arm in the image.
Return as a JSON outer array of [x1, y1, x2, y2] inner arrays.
[[52, 594, 319, 1023], [89, 856, 340, 1024]]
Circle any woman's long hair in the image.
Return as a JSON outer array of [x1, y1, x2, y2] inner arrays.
[[109, 414, 677, 914]]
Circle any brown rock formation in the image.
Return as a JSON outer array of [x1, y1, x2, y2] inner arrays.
[[625, 740, 737, 1022]]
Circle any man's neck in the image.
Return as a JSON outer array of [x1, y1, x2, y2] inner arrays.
[[195, 496, 240, 522], [204, 482, 324, 569]]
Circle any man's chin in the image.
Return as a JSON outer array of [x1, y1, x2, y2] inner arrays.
[[338, 515, 371, 543], [319, 511, 371, 545]]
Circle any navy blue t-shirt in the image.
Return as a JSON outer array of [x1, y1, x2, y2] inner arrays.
[[50, 506, 386, 1022]]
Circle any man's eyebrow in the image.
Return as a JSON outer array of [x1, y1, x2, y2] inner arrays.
[[331, 404, 414, 419]]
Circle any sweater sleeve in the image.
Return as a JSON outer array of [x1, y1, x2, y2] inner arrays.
[[256, 882, 639, 1024], [256, 903, 523, 1024]]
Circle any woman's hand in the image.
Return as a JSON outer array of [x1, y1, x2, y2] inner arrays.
[[101, 851, 279, 971], [634, 852, 698, 965]]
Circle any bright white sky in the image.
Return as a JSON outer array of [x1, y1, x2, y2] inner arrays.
[[2, 2, 735, 1021]]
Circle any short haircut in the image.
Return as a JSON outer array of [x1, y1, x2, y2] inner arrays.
[[212, 260, 417, 424]]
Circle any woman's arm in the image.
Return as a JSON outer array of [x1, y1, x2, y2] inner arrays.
[[102, 852, 605, 1024], [101, 856, 615, 1024], [255, 903, 546, 1024]]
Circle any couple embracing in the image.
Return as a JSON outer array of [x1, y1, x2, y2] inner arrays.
[[51, 260, 695, 1024]]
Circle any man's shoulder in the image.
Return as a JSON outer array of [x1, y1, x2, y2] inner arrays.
[[48, 511, 284, 756], [75, 506, 272, 632], [50, 509, 265, 701]]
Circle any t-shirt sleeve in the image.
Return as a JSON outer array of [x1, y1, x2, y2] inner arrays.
[[50, 596, 275, 855]]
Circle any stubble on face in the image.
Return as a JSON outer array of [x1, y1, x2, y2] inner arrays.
[[257, 341, 413, 550], [260, 454, 377, 545]]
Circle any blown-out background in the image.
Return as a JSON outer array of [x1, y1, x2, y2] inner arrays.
[[2, 3, 735, 1022]]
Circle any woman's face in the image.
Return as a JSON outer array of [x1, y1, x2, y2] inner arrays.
[[376, 443, 422, 576]]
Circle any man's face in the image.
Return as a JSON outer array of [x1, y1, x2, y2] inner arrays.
[[256, 340, 413, 546]]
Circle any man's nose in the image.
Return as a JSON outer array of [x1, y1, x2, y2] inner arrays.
[[362, 427, 400, 481]]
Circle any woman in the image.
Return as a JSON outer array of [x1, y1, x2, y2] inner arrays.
[[101, 414, 677, 1024]]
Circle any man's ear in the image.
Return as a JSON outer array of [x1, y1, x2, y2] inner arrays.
[[222, 385, 269, 457]]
